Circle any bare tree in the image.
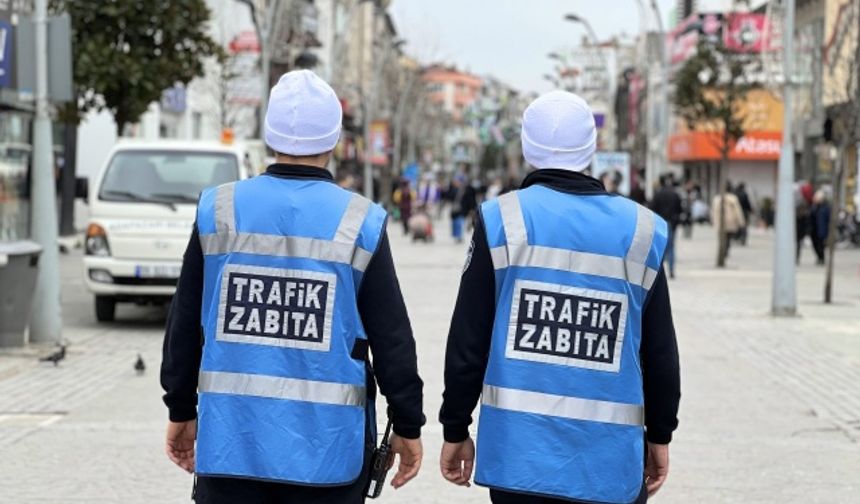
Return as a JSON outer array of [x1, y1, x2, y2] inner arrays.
[[673, 40, 757, 267]]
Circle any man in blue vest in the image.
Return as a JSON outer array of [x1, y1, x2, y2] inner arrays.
[[439, 91, 680, 503], [161, 70, 425, 503]]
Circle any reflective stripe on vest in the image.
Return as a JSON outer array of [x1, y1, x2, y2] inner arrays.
[[490, 192, 659, 289], [199, 370, 366, 408], [201, 183, 375, 272], [482, 384, 643, 426]]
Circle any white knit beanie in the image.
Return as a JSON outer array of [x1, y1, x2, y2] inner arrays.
[[264, 70, 342, 156], [521, 90, 597, 171]]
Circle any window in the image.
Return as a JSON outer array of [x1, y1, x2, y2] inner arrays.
[[0, 112, 32, 240], [99, 150, 239, 204]]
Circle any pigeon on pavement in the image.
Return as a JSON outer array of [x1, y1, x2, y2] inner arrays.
[[134, 354, 146, 374], [39, 345, 66, 366]]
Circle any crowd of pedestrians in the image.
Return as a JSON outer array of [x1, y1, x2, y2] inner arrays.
[[386, 168, 519, 244], [374, 163, 851, 276]]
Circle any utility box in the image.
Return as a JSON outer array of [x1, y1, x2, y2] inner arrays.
[[0, 241, 42, 348]]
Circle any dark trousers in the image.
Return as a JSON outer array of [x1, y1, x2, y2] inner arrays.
[[490, 484, 647, 504], [811, 234, 826, 263], [194, 447, 373, 504]]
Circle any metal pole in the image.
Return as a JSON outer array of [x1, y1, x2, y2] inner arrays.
[[392, 70, 417, 182], [772, 0, 797, 316], [259, 29, 269, 135], [29, 0, 63, 343], [362, 10, 392, 201], [651, 1, 669, 196]]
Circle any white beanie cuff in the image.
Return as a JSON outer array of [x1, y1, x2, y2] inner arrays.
[[264, 120, 341, 156], [521, 127, 597, 171]]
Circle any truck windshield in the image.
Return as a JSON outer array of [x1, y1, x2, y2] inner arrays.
[[99, 150, 239, 204]]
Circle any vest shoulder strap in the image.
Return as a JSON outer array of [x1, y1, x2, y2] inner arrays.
[[201, 181, 380, 272], [494, 191, 662, 290]]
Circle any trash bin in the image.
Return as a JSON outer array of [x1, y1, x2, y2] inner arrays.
[[0, 241, 43, 348]]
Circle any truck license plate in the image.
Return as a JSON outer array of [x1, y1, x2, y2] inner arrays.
[[135, 265, 182, 279]]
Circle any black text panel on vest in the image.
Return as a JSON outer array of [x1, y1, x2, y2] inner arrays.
[[505, 280, 628, 373], [216, 264, 337, 352]]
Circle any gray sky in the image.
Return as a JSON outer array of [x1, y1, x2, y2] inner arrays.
[[390, 0, 682, 93]]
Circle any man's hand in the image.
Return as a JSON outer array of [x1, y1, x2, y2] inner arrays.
[[166, 419, 196, 473], [440, 438, 475, 487], [644, 442, 669, 497], [388, 435, 423, 489]]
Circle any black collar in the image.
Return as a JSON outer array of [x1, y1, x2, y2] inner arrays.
[[265, 163, 334, 182], [521, 169, 607, 195]]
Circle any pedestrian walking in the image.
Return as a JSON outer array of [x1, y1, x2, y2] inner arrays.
[[394, 178, 415, 236], [417, 173, 442, 218], [711, 184, 746, 259], [160, 70, 424, 504], [809, 190, 831, 265], [438, 91, 680, 504], [650, 175, 683, 278], [679, 180, 695, 239], [795, 181, 813, 263], [485, 177, 504, 201], [733, 182, 753, 245], [450, 175, 468, 243]]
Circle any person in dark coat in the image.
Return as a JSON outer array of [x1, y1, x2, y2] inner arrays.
[[809, 190, 831, 265], [733, 182, 753, 245], [650, 176, 683, 278]]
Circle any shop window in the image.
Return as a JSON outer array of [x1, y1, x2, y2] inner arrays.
[[0, 112, 32, 241]]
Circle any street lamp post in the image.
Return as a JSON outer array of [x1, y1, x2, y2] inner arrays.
[[28, 0, 62, 343], [564, 14, 613, 144], [772, 0, 797, 316], [648, 0, 669, 200], [239, 0, 284, 136]]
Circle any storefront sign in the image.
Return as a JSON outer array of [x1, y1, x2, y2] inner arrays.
[[668, 131, 782, 162]]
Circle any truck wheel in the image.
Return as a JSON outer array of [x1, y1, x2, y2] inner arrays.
[[95, 296, 116, 322]]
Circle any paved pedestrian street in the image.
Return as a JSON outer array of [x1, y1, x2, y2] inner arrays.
[[1, 224, 859, 503]]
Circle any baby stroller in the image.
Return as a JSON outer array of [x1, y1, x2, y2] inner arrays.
[[408, 206, 434, 242]]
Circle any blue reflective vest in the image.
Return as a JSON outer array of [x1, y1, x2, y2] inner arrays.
[[475, 185, 668, 503], [194, 175, 386, 485]]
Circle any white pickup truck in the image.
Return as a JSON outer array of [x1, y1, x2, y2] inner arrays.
[[82, 140, 254, 322]]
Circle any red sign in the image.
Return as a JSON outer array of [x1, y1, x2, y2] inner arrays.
[[724, 14, 775, 53], [229, 31, 260, 54]]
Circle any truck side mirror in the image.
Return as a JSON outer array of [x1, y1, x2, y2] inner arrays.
[[75, 177, 89, 202]]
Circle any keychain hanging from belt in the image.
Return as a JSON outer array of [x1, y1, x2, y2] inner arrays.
[[366, 415, 394, 499]]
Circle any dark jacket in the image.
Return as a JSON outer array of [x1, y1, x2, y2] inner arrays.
[[160, 164, 425, 439], [650, 186, 684, 229], [439, 169, 681, 445]]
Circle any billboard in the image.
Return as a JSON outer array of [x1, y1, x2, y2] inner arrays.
[[668, 13, 724, 65], [368, 120, 389, 166], [591, 152, 631, 196], [724, 13, 775, 53]]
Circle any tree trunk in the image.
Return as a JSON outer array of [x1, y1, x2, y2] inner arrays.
[[823, 147, 844, 303], [716, 148, 729, 268]]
